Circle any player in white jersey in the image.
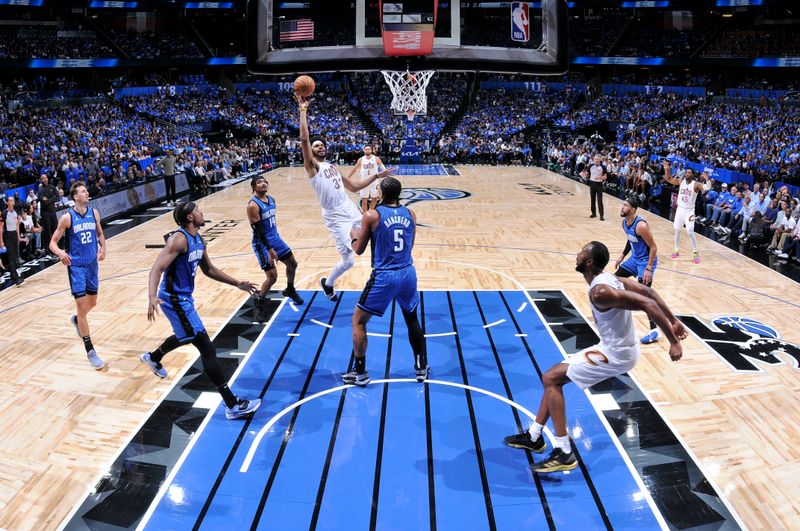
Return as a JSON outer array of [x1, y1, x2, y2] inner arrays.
[[348, 145, 385, 213], [297, 95, 395, 301], [504, 241, 686, 473], [662, 160, 709, 264]]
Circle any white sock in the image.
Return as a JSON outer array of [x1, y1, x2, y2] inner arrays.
[[674, 230, 681, 249], [555, 435, 572, 454], [689, 232, 698, 252], [327, 251, 355, 286], [528, 421, 544, 440]]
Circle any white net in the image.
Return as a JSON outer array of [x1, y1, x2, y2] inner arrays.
[[381, 70, 435, 121]]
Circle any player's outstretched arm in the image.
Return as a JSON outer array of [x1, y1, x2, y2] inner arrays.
[[662, 160, 681, 187], [591, 282, 684, 361], [199, 248, 258, 294], [352, 209, 379, 255], [94, 208, 107, 261], [50, 213, 72, 265], [345, 157, 363, 182], [296, 95, 318, 178], [147, 231, 186, 321], [342, 165, 397, 193]]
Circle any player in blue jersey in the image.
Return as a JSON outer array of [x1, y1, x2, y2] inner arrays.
[[343, 176, 428, 386], [248, 175, 303, 323], [613, 195, 660, 344], [141, 201, 262, 420], [49, 180, 107, 370]]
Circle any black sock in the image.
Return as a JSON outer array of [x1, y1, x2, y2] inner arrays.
[[217, 384, 239, 409], [150, 335, 181, 364], [286, 282, 294, 290], [82, 335, 94, 354], [354, 356, 366, 374]]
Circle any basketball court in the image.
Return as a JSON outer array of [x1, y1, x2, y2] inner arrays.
[[1, 1, 799, 530]]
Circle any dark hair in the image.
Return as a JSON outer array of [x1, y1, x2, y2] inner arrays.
[[173, 201, 196, 227], [69, 180, 86, 200], [625, 195, 640, 210], [309, 136, 326, 149], [251, 175, 267, 190], [380, 176, 402, 204], [588, 241, 610, 270]]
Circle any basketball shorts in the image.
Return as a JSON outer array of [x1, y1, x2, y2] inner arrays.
[[565, 343, 640, 390], [357, 266, 420, 317], [359, 179, 380, 199], [620, 257, 657, 283], [158, 292, 206, 343], [253, 236, 292, 270], [325, 210, 363, 256], [673, 206, 696, 232], [68, 262, 99, 298]]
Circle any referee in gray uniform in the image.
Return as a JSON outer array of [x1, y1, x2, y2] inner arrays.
[[157, 149, 178, 206], [584, 154, 608, 221], [0, 196, 23, 286]]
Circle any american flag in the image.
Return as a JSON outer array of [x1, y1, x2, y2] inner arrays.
[[279, 19, 315, 42]]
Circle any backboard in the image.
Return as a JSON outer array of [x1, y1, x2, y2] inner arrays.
[[246, 0, 568, 75]]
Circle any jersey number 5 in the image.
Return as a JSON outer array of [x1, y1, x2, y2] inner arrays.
[[393, 229, 404, 252]]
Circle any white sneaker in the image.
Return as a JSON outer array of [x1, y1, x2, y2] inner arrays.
[[777, 252, 789, 259]]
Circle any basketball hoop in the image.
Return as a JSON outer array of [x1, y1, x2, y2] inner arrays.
[[381, 69, 434, 122]]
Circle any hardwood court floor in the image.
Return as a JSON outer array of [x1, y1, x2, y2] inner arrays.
[[1, 166, 798, 529]]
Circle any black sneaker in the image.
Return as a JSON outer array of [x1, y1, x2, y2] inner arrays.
[[503, 432, 547, 453], [342, 370, 370, 386], [532, 448, 578, 473], [253, 294, 266, 323], [320, 277, 338, 301], [282, 287, 304, 305], [415, 365, 430, 382]]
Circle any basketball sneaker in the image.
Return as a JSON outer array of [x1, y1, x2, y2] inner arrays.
[[225, 398, 262, 420], [87, 349, 104, 370], [503, 432, 547, 453], [692, 252, 701, 264], [640, 329, 660, 344], [320, 277, 338, 301], [532, 448, 578, 473], [342, 370, 370, 386], [415, 365, 430, 382], [140, 352, 168, 378], [70, 314, 81, 337], [282, 287, 304, 305], [252, 294, 266, 323], [670, 250, 680, 259]]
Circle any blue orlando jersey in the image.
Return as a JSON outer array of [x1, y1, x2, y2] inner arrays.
[[371, 204, 414, 270], [67, 207, 98, 266], [250, 195, 279, 242], [623, 216, 654, 263], [160, 229, 205, 296]]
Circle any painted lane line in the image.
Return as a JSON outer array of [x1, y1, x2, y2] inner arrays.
[[517, 302, 527, 312], [367, 332, 392, 338], [310, 318, 333, 329], [483, 319, 505, 329], [424, 331, 457, 338], [289, 302, 298, 312], [515, 333, 528, 338], [287, 333, 300, 337], [239, 378, 554, 474]]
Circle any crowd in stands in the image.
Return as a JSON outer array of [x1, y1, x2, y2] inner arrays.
[[111, 29, 203, 59], [615, 27, 707, 58], [703, 27, 800, 58], [568, 13, 630, 57], [124, 85, 229, 125], [0, 26, 115, 59]]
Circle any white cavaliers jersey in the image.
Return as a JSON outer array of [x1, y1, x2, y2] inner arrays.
[[310, 161, 361, 221], [677, 179, 699, 210], [589, 273, 638, 357], [360, 154, 379, 178]]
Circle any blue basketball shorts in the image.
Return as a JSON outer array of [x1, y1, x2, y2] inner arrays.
[[253, 236, 292, 270], [357, 266, 420, 317], [68, 262, 99, 298], [158, 293, 206, 343], [621, 257, 657, 282]]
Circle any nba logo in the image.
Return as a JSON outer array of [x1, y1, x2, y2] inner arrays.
[[511, 2, 529, 43]]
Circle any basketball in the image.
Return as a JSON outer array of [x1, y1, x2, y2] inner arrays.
[[294, 75, 315, 97]]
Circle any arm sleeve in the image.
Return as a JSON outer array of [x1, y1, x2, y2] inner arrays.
[[251, 221, 271, 250]]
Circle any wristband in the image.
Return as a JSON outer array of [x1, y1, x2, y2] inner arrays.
[[645, 267, 652, 271]]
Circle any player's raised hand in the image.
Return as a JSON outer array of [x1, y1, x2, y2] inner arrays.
[[237, 280, 259, 294], [377, 166, 397, 179], [294, 93, 310, 110]]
